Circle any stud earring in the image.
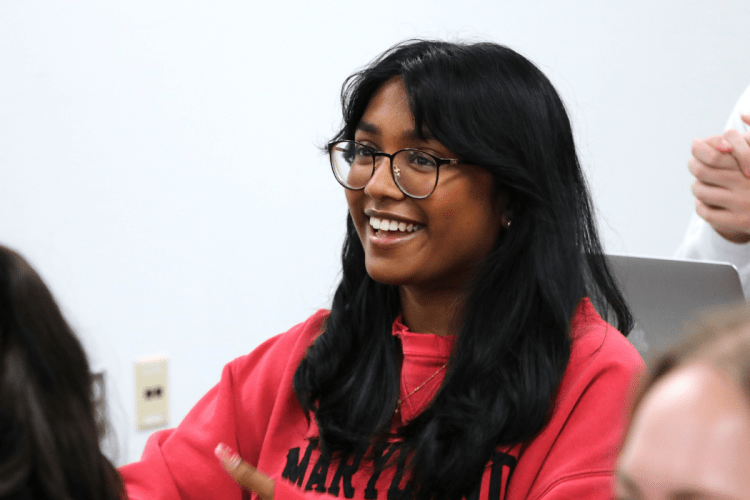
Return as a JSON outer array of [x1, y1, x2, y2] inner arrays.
[[505, 219, 512, 229]]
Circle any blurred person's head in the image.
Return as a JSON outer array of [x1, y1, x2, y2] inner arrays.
[[0, 246, 121, 500], [617, 305, 750, 500]]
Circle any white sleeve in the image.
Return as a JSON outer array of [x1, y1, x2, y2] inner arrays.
[[675, 212, 750, 299], [675, 85, 750, 298]]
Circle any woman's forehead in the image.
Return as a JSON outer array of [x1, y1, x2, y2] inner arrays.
[[355, 119, 436, 142], [356, 79, 436, 140], [619, 363, 750, 496]]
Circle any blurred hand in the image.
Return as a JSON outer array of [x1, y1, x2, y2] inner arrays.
[[690, 114, 750, 243], [216, 443, 275, 500]]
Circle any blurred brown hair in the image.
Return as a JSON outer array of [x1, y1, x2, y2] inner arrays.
[[0, 245, 122, 500]]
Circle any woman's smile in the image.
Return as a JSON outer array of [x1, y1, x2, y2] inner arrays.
[[366, 210, 424, 247], [368, 216, 422, 235]]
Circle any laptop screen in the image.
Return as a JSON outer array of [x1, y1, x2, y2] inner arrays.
[[600, 255, 745, 358]]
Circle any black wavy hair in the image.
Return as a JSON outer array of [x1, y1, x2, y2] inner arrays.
[[0, 246, 123, 500], [294, 39, 632, 500]]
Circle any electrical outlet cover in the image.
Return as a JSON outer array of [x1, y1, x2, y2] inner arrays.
[[135, 356, 169, 431]]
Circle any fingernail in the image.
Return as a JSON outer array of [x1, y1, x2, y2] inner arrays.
[[215, 443, 242, 469]]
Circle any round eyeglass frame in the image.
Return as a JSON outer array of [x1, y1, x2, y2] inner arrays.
[[328, 140, 461, 200]]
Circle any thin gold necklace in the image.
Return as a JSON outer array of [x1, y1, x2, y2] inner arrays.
[[395, 362, 448, 414]]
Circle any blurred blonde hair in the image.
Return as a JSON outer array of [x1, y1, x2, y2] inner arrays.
[[632, 303, 750, 413]]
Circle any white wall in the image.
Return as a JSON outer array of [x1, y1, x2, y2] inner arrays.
[[1, 0, 748, 464]]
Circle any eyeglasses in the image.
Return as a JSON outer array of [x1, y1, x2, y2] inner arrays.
[[329, 140, 460, 199]]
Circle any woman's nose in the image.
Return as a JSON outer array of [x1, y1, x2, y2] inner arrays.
[[363, 157, 405, 200]]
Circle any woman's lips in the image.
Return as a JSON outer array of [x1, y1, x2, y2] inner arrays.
[[367, 216, 424, 243], [369, 216, 422, 233]]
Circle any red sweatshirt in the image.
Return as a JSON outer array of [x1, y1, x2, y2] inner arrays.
[[121, 299, 643, 499]]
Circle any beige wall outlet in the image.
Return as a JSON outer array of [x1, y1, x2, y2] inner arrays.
[[135, 356, 169, 431]]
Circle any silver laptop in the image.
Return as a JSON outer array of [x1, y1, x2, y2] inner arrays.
[[602, 254, 745, 358]]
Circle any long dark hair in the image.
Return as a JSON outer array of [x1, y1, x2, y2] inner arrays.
[[0, 246, 122, 500], [294, 39, 632, 499]]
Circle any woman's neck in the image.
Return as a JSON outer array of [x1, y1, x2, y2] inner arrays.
[[399, 285, 465, 337]]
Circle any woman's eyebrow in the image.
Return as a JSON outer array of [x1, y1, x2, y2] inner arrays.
[[356, 121, 437, 142], [401, 128, 436, 142], [356, 121, 379, 134]]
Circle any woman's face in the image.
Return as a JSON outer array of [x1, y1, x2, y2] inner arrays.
[[616, 363, 750, 500], [345, 77, 506, 293]]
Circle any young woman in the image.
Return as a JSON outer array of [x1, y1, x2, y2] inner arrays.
[[121, 39, 643, 500], [617, 305, 750, 500], [0, 245, 123, 500]]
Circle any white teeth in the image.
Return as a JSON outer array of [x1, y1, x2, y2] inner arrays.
[[368, 216, 420, 233]]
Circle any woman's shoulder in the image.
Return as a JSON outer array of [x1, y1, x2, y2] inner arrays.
[[569, 298, 643, 373], [508, 300, 644, 498], [226, 308, 330, 377]]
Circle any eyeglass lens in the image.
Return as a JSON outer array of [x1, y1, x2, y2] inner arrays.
[[330, 141, 438, 198]]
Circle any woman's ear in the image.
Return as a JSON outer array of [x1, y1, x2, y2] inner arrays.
[[496, 190, 513, 229], [502, 213, 513, 229]]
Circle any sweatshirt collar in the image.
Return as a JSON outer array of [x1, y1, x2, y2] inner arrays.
[[392, 315, 455, 359]]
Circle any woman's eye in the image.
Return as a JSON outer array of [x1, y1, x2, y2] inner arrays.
[[355, 145, 373, 157], [408, 151, 437, 169]]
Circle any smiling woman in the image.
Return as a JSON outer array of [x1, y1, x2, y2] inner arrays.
[[120, 39, 643, 500]]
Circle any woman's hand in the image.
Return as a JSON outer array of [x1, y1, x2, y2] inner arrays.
[[723, 114, 750, 177], [215, 443, 275, 500], [690, 115, 750, 243]]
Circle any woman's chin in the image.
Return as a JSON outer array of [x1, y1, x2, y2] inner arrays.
[[366, 270, 407, 287], [364, 262, 413, 287]]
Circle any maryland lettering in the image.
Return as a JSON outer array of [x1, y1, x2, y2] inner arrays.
[[281, 440, 516, 499]]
